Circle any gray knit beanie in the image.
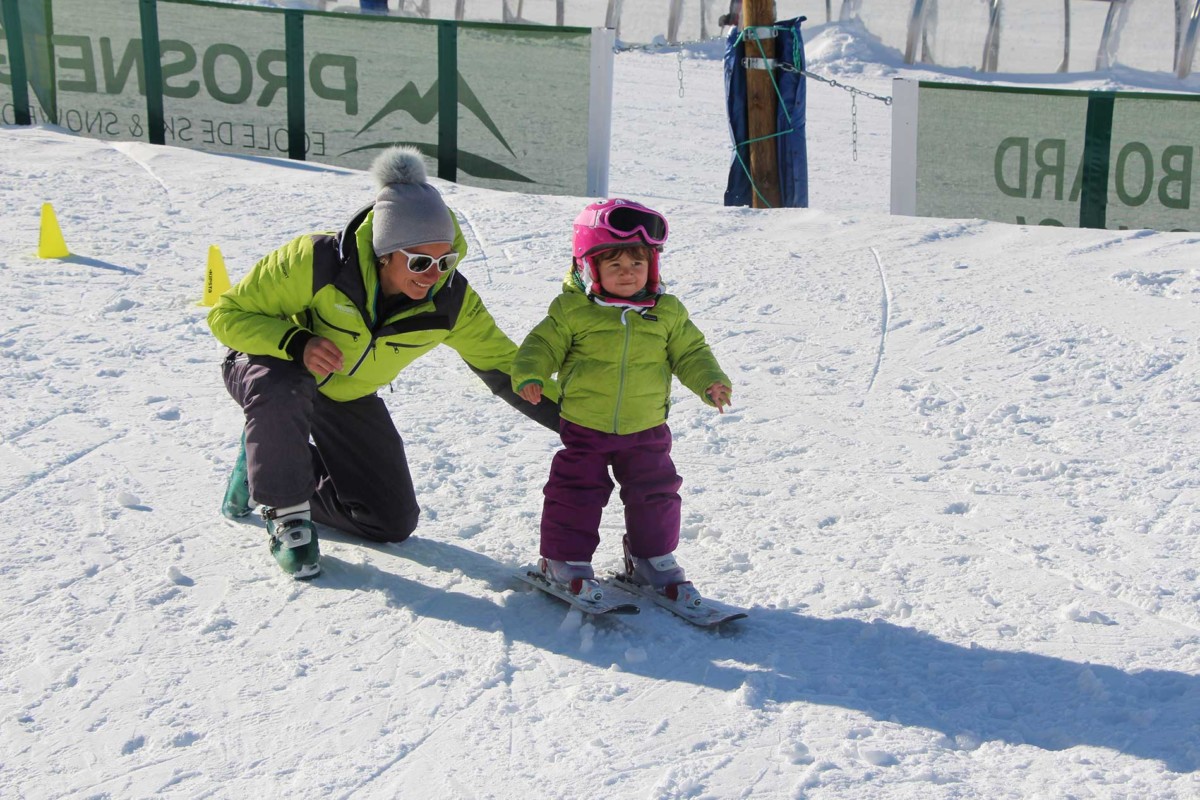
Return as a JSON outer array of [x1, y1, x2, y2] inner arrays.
[[370, 147, 453, 255]]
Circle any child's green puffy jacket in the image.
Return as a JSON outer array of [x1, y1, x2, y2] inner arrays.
[[512, 271, 730, 435], [209, 205, 558, 426]]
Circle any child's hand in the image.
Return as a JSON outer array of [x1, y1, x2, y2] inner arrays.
[[518, 383, 543, 405], [706, 382, 732, 413]]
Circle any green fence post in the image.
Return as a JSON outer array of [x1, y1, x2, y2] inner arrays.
[[437, 19, 457, 182], [1079, 93, 1115, 229], [285, 10, 305, 161], [1, 0, 31, 124], [138, 0, 165, 145]]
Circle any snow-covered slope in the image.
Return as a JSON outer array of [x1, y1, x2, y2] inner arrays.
[[1, 22, 1198, 800]]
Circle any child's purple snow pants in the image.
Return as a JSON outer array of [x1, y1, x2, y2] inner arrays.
[[223, 352, 419, 542], [540, 420, 683, 563]]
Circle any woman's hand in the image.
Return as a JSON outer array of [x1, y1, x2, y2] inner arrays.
[[518, 383, 543, 405], [706, 382, 732, 413], [304, 337, 344, 379]]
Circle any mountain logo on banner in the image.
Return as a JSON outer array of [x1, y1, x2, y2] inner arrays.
[[342, 74, 535, 185]]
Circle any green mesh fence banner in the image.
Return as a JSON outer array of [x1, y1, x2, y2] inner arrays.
[[302, 15, 593, 193], [453, 25, 591, 193], [917, 86, 1091, 227], [31, 0, 145, 139], [0, 1, 15, 119], [156, 0, 288, 155], [1106, 97, 1198, 232], [0, 0, 56, 123], [893, 80, 1200, 232], [302, 13, 440, 169], [1, 0, 603, 196], [18, 0, 53, 122]]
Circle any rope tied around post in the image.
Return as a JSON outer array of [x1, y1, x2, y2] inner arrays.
[[731, 23, 800, 208]]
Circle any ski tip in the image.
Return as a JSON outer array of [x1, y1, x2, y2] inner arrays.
[[683, 611, 748, 629]]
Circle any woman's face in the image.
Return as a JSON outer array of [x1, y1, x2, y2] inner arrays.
[[378, 243, 455, 300]]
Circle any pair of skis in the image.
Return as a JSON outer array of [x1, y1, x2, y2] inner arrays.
[[518, 569, 747, 628]]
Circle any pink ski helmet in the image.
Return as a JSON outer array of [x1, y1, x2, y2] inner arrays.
[[572, 198, 669, 297]]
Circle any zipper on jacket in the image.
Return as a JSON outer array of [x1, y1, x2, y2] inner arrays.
[[346, 338, 375, 376], [313, 309, 361, 341], [385, 340, 431, 353], [613, 308, 634, 432]]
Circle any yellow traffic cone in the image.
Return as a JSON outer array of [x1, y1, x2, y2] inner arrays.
[[37, 203, 70, 259], [199, 244, 232, 307]]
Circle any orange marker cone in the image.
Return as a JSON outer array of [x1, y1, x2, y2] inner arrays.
[[37, 203, 70, 259]]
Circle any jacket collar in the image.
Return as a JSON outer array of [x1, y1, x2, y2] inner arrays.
[[338, 203, 375, 265]]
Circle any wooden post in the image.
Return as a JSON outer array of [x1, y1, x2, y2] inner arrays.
[[743, 0, 781, 208]]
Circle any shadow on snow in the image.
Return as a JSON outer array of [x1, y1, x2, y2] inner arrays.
[[312, 529, 1200, 773]]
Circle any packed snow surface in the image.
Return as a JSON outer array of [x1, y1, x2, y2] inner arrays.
[[1, 20, 1199, 800]]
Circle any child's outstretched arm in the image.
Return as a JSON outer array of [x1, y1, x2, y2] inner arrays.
[[512, 299, 572, 405], [667, 306, 733, 412]]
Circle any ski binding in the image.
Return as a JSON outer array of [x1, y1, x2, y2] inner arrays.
[[518, 569, 640, 616], [606, 572, 748, 627]]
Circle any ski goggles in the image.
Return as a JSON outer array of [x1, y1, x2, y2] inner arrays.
[[394, 247, 459, 274], [593, 204, 669, 246]]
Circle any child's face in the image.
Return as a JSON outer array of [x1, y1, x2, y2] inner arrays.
[[595, 249, 649, 298]]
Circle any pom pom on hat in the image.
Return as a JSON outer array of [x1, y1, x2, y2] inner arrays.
[[370, 146, 454, 256], [371, 145, 430, 186]]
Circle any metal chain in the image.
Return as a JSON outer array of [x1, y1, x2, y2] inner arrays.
[[677, 48, 685, 98], [610, 42, 686, 98], [851, 93, 858, 161], [786, 65, 891, 161], [788, 65, 893, 106]]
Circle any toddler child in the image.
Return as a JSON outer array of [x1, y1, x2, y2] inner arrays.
[[513, 199, 732, 604]]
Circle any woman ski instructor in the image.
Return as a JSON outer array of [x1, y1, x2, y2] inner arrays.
[[208, 146, 559, 579]]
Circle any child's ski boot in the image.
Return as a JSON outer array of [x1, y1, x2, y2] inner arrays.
[[220, 432, 253, 520], [539, 558, 603, 602], [622, 535, 701, 608], [262, 502, 320, 579]]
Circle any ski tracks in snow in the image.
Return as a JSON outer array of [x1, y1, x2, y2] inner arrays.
[[450, 204, 495, 285], [857, 246, 891, 405], [105, 141, 176, 213]]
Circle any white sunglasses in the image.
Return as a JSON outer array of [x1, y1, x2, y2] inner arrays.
[[393, 247, 459, 274]]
